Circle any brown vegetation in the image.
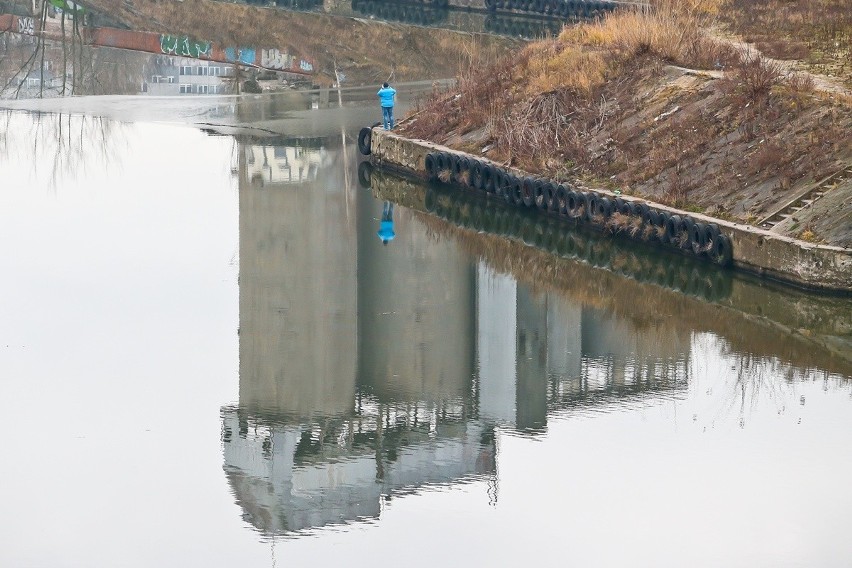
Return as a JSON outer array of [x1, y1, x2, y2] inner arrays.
[[400, 0, 852, 245], [718, 0, 852, 89]]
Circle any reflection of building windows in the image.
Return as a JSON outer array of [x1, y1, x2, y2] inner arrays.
[[179, 66, 192, 75], [210, 67, 222, 76], [179, 84, 191, 94], [198, 85, 208, 94]]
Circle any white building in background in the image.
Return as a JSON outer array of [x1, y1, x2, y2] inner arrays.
[[142, 55, 234, 96], [244, 144, 330, 186]]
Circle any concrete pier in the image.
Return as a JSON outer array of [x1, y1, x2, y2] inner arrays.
[[368, 128, 852, 293]]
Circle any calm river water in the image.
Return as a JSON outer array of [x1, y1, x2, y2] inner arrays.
[[1, 92, 851, 568]]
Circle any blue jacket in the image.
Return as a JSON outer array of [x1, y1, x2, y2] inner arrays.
[[377, 86, 396, 108], [378, 220, 395, 242]]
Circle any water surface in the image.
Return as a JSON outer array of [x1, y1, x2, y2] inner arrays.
[[1, 94, 851, 568]]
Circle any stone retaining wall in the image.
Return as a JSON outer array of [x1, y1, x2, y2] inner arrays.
[[370, 127, 852, 293]]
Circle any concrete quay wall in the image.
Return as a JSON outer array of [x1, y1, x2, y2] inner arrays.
[[369, 127, 852, 293]]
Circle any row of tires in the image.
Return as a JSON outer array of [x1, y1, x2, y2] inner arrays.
[[352, 0, 449, 23], [422, 186, 733, 301], [424, 151, 734, 266], [355, 161, 732, 301], [484, 15, 562, 38], [351, 0, 568, 33], [485, 0, 615, 16], [244, 0, 322, 7]]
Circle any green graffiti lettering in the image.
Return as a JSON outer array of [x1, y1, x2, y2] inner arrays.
[[160, 34, 179, 54], [160, 35, 211, 58]]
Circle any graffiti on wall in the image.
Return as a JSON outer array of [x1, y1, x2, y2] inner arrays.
[[299, 60, 313, 72], [160, 35, 212, 59], [18, 17, 34, 35], [49, 0, 85, 12], [261, 49, 295, 71], [224, 47, 257, 66]]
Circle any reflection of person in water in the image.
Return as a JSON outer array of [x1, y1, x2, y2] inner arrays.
[[377, 201, 395, 246]]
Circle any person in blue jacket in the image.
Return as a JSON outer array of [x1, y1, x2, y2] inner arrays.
[[378, 201, 395, 246], [377, 82, 396, 130]]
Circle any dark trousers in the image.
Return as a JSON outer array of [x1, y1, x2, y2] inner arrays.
[[382, 106, 394, 130]]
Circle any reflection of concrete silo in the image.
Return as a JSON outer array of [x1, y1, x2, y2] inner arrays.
[[477, 264, 585, 431], [476, 263, 517, 424], [581, 305, 689, 390], [221, 405, 496, 535], [515, 287, 548, 431], [475, 260, 688, 428], [238, 143, 357, 418], [228, 153, 495, 537], [356, 188, 475, 402]]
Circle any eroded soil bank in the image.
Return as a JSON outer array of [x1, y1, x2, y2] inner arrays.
[[397, 1, 852, 247]]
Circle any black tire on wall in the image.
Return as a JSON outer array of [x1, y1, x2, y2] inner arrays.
[[425, 153, 438, 181], [470, 160, 484, 189], [453, 155, 468, 183], [690, 222, 707, 255], [436, 151, 450, 173], [658, 211, 672, 244], [511, 176, 524, 206], [544, 182, 558, 211], [555, 184, 570, 214], [642, 209, 660, 240], [357, 127, 372, 155], [488, 168, 500, 195], [447, 153, 459, 182], [679, 216, 695, 249], [583, 192, 597, 222], [711, 233, 733, 266], [626, 203, 642, 227], [482, 165, 496, 193], [534, 179, 548, 210], [492, 169, 506, 197], [665, 214, 682, 244], [521, 177, 536, 207], [703, 223, 720, 247], [596, 197, 613, 219], [567, 191, 580, 215]]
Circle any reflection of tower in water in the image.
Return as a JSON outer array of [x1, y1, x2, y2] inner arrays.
[[227, 145, 494, 536], [238, 140, 356, 418], [475, 262, 690, 431], [356, 182, 476, 403]]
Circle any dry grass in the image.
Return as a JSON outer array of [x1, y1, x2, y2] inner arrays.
[[400, 0, 852, 242], [719, 0, 852, 89]]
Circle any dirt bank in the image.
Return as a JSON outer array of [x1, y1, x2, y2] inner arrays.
[[399, 1, 852, 247]]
